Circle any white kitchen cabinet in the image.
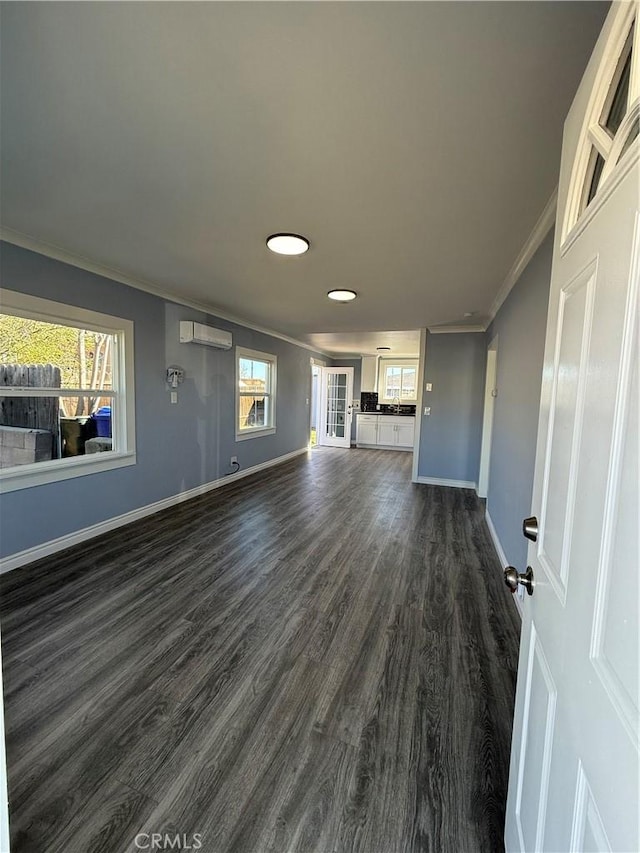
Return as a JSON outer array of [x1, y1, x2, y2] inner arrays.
[[356, 415, 415, 451], [360, 356, 377, 392], [377, 419, 397, 446], [355, 414, 378, 446], [395, 419, 415, 449]]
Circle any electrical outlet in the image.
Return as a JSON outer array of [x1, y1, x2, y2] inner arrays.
[[230, 456, 238, 465]]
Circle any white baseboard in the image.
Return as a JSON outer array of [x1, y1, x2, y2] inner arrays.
[[0, 447, 309, 574], [415, 476, 477, 490], [485, 509, 508, 567], [485, 508, 523, 617], [357, 443, 412, 452]]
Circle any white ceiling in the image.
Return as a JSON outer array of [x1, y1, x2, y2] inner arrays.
[[309, 329, 422, 358], [0, 2, 607, 355]]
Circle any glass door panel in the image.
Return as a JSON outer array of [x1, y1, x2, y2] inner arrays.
[[318, 368, 354, 448]]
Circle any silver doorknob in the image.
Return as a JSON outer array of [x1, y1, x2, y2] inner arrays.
[[522, 516, 538, 542], [504, 566, 535, 596]]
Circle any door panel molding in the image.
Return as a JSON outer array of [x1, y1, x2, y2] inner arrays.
[[590, 212, 640, 750], [570, 761, 612, 853], [515, 625, 557, 852], [538, 258, 597, 604]]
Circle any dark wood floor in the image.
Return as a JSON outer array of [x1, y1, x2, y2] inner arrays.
[[0, 448, 520, 853]]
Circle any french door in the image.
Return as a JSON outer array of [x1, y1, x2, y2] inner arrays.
[[318, 367, 354, 449]]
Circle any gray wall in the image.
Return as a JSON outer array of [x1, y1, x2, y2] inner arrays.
[[0, 242, 324, 559], [418, 331, 486, 484], [485, 229, 553, 569], [330, 357, 362, 443]]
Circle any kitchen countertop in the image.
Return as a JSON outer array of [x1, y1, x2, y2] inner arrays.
[[357, 410, 416, 417]]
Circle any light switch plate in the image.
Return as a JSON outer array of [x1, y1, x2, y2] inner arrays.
[[170, 391, 178, 404], [425, 382, 433, 391]]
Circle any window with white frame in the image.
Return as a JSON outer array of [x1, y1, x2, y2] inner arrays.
[[236, 347, 277, 439], [0, 290, 136, 492], [378, 360, 418, 402], [564, 9, 639, 239], [580, 24, 637, 214]]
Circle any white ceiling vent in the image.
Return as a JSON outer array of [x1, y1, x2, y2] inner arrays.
[[179, 321, 232, 350]]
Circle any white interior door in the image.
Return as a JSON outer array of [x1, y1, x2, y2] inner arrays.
[[505, 5, 639, 852], [318, 367, 354, 448]]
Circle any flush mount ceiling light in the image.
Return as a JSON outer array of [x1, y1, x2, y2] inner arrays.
[[266, 233, 309, 256], [327, 289, 357, 302]]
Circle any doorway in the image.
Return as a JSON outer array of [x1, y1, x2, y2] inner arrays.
[[309, 362, 322, 447], [478, 336, 498, 499]]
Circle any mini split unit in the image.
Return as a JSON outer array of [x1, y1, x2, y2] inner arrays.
[[179, 321, 233, 350]]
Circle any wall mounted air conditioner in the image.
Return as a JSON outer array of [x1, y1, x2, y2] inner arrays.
[[179, 321, 233, 350]]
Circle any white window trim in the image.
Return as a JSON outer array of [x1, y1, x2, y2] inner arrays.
[[562, 3, 638, 245], [0, 289, 136, 493], [378, 358, 419, 403], [235, 345, 277, 441]]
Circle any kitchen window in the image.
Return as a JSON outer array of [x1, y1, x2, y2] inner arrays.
[[0, 289, 136, 492], [379, 360, 418, 402], [236, 347, 277, 440]]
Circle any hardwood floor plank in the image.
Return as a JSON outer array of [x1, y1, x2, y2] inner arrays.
[[14, 777, 158, 853], [333, 604, 426, 853], [1, 447, 520, 852]]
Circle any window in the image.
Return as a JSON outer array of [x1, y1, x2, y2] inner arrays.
[[0, 290, 135, 492], [236, 347, 277, 440], [568, 13, 639, 231], [378, 360, 418, 402], [580, 26, 636, 214]]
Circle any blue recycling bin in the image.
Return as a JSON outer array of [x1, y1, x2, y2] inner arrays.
[[93, 406, 112, 438]]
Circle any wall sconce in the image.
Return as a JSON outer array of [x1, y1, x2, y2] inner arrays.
[[166, 366, 185, 388]]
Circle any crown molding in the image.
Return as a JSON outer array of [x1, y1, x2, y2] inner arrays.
[[0, 227, 331, 358], [487, 187, 557, 325], [428, 324, 486, 334], [432, 187, 557, 334]]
